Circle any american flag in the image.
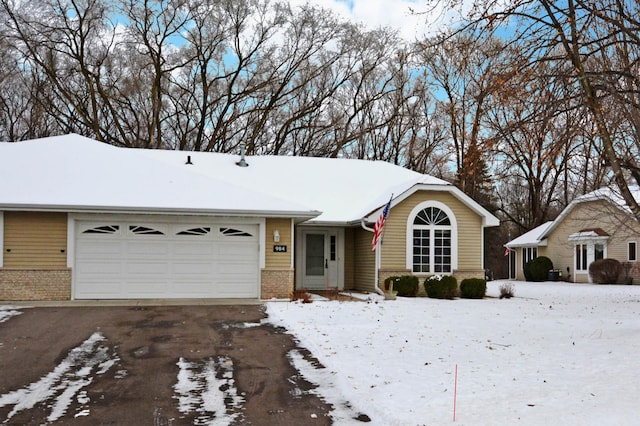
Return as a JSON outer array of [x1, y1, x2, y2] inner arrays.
[[371, 197, 392, 251]]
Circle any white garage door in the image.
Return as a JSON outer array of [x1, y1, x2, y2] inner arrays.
[[74, 221, 259, 299]]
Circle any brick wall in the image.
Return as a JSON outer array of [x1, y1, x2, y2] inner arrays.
[[452, 269, 486, 282], [261, 268, 294, 300], [0, 269, 72, 300]]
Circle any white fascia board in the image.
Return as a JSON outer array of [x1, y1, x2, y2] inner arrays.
[[303, 220, 352, 227], [506, 240, 548, 248], [363, 184, 500, 227], [0, 204, 321, 220]]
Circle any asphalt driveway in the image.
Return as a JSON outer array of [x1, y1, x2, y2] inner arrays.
[[0, 304, 332, 425]]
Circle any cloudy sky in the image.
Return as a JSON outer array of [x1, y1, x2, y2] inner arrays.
[[287, 0, 468, 39]]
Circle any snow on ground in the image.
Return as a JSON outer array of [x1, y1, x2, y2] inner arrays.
[[174, 356, 245, 425], [0, 306, 23, 323], [266, 280, 640, 425], [0, 332, 120, 422]]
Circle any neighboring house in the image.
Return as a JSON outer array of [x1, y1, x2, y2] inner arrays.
[[0, 134, 499, 301], [505, 187, 640, 283]]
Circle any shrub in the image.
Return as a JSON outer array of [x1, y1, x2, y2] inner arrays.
[[499, 282, 515, 299], [621, 262, 635, 284], [589, 258, 622, 284], [384, 275, 419, 297], [460, 278, 486, 299], [424, 275, 458, 299], [526, 256, 553, 282]]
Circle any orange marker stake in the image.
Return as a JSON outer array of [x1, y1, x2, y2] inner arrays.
[[453, 364, 458, 422]]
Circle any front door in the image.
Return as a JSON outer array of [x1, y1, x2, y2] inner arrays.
[[298, 229, 341, 290]]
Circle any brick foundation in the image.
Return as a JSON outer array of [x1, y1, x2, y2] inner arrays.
[[261, 268, 294, 300], [452, 269, 486, 282], [0, 269, 72, 300]]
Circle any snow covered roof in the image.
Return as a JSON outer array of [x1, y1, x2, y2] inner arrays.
[[535, 186, 640, 241], [568, 228, 610, 241], [139, 146, 452, 224], [0, 134, 317, 218], [507, 185, 640, 247], [0, 134, 497, 224], [505, 221, 553, 248]]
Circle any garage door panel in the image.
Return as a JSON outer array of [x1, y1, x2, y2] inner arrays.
[[173, 262, 214, 279], [76, 240, 122, 256], [125, 282, 169, 296], [176, 282, 217, 295], [76, 260, 122, 275], [75, 220, 260, 299], [127, 241, 169, 256], [126, 262, 169, 275], [172, 241, 214, 256]]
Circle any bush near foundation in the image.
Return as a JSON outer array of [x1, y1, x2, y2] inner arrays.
[[384, 275, 419, 297], [589, 258, 622, 284], [424, 275, 457, 299], [460, 278, 486, 299], [525, 256, 553, 282]]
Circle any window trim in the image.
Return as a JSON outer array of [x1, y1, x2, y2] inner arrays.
[[521, 246, 538, 269], [573, 239, 608, 274], [405, 201, 458, 274]]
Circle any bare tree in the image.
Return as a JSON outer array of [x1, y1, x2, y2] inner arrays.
[[421, 0, 640, 221], [416, 33, 512, 203]]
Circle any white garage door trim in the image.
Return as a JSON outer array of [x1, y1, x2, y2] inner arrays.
[[73, 217, 260, 299]]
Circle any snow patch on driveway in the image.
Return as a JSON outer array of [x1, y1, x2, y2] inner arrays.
[[0, 306, 23, 323], [174, 356, 244, 425], [0, 332, 119, 422]]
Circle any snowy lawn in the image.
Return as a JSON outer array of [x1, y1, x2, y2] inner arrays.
[[266, 280, 640, 425]]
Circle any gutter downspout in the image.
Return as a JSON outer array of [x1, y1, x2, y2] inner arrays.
[[361, 219, 384, 295]]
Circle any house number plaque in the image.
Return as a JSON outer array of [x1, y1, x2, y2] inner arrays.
[[273, 245, 287, 252]]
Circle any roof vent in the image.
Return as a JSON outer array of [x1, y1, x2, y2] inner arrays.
[[236, 143, 249, 167], [185, 155, 193, 165]]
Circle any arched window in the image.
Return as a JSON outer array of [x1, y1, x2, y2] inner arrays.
[[408, 205, 454, 274]]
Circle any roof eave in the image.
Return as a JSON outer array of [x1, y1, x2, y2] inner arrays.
[[0, 204, 321, 220], [506, 239, 548, 248]]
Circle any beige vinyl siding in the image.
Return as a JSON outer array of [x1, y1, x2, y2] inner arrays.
[[545, 199, 640, 282], [353, 227, 375, 291], [344, 227, 355, 289], [380, 191, 484, 271], [3, 211, 67, 269], [265, 218, 293, 269]]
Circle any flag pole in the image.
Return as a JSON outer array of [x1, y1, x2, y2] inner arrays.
[[373, 194, 393, 295]]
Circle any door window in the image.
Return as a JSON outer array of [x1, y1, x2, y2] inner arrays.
[[305, 233, 325, 276]]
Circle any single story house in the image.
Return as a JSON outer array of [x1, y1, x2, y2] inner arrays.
[[505, 186, 640, 283], [0, 134, 499, 300]]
